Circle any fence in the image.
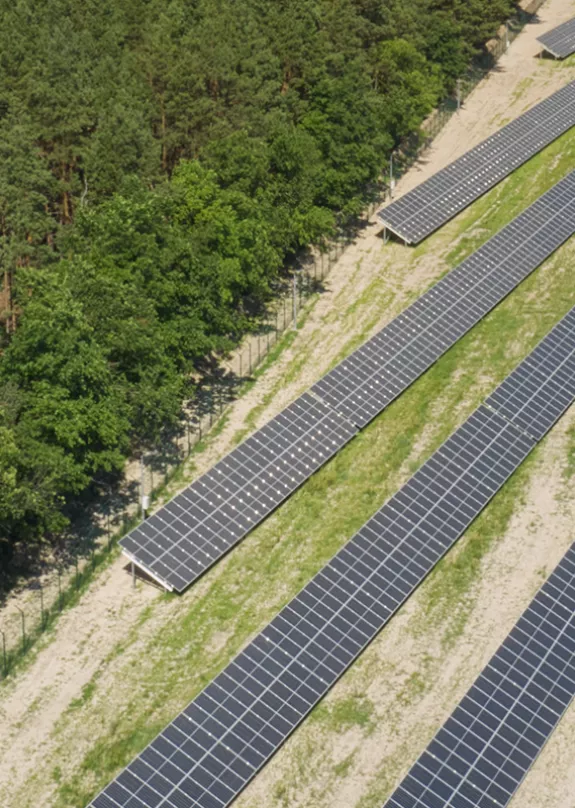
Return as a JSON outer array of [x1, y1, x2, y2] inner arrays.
[[0, 0, 547, 678], [374, 0, 547, 195], [0, 230, 349, 678]]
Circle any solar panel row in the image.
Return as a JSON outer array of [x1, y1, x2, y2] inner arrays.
[[121, 393, 357, 592], [486, 305, 575, 441], [378, 81, 575, 244], [314, 169, 575, 427], [382, 542, 575, 808], [538, 16, 575, 59], [89, 306, 575, 808], [121, 170, 575, 592]]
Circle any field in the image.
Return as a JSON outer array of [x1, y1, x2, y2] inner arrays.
[[3, 1, 575, 807]]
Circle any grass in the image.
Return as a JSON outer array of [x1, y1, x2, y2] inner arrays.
[[313, 694, 376, 733], [11, 121, 575, 808]]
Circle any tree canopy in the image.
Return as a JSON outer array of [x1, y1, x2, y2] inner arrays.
[[0, 0, 514, 556]]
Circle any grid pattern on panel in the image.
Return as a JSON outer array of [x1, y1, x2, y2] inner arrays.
[[383, 544, 575, 808], [121, 392, 357, 591], [486, 306, 575, 441], [538, 17, 575, 58], [378, 81, 575, 243], [313, 170, 575, 426], [89, 407, 537, 808]]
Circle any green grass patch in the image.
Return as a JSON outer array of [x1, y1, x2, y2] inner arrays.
[[313, 694, 376, 733], [334, 753, 356, 778]]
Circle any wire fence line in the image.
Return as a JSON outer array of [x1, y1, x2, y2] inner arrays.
[[0, 0, 546, 678], [0, 232, 347, 678]]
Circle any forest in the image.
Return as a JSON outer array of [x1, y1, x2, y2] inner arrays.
[[0, 0, 514, 562]]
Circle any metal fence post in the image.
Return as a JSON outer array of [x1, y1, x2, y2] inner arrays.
[[39, 583, 45, 630], [0, 629, 6, 677], [16, 606, 25, 652]]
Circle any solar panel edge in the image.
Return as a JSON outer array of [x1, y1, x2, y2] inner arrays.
[[121, 402, 359, 593], [381, 542, 575, 808], [538, 17, 575, 58], [538, 42, 563, 59], [122, 549, 175, 592]]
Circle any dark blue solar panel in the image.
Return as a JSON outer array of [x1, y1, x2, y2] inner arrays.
[[383, 543, 575, 808], [538, 17, 575, 59]]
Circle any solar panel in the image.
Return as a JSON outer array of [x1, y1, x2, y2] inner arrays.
[[121, 392, 358, 592], [382, 542, 575, 808], [122, 171, 575, 591], [538, 17, 575, 59], [88, 308, 575, 808], [378, 81, 575, 244], [486, 306, 575, 441], [313, 169, 575, 427]]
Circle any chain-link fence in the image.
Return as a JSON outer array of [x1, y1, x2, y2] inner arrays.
[[0, 0, 547, 678], [370, 0, 546, 205], [0, 231, 349, 678]]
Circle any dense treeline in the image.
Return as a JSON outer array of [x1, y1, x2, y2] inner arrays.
[[0, 0, 514, 560]]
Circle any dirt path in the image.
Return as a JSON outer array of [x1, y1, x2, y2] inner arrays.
[[2, 1, 575, 806]]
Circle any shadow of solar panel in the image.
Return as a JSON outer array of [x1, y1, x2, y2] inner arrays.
[[313, 170, 575, 426], [538, 17, 575, 58], [486, 307, 575, 441], [121, 392, 357, 591], [383, 543, 575, 808], [378, 81, 575, 244]]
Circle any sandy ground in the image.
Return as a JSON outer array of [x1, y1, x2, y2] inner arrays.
[[2, 0, 575, 805]]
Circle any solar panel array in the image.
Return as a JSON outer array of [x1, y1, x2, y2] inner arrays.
[[378, 81, 575, 244], [538, 17, 575, 59], [89, 307, 575, 808], [382, 542, 575, 808], [486, 306, 575, 441], [121, 170, 575, 591]]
